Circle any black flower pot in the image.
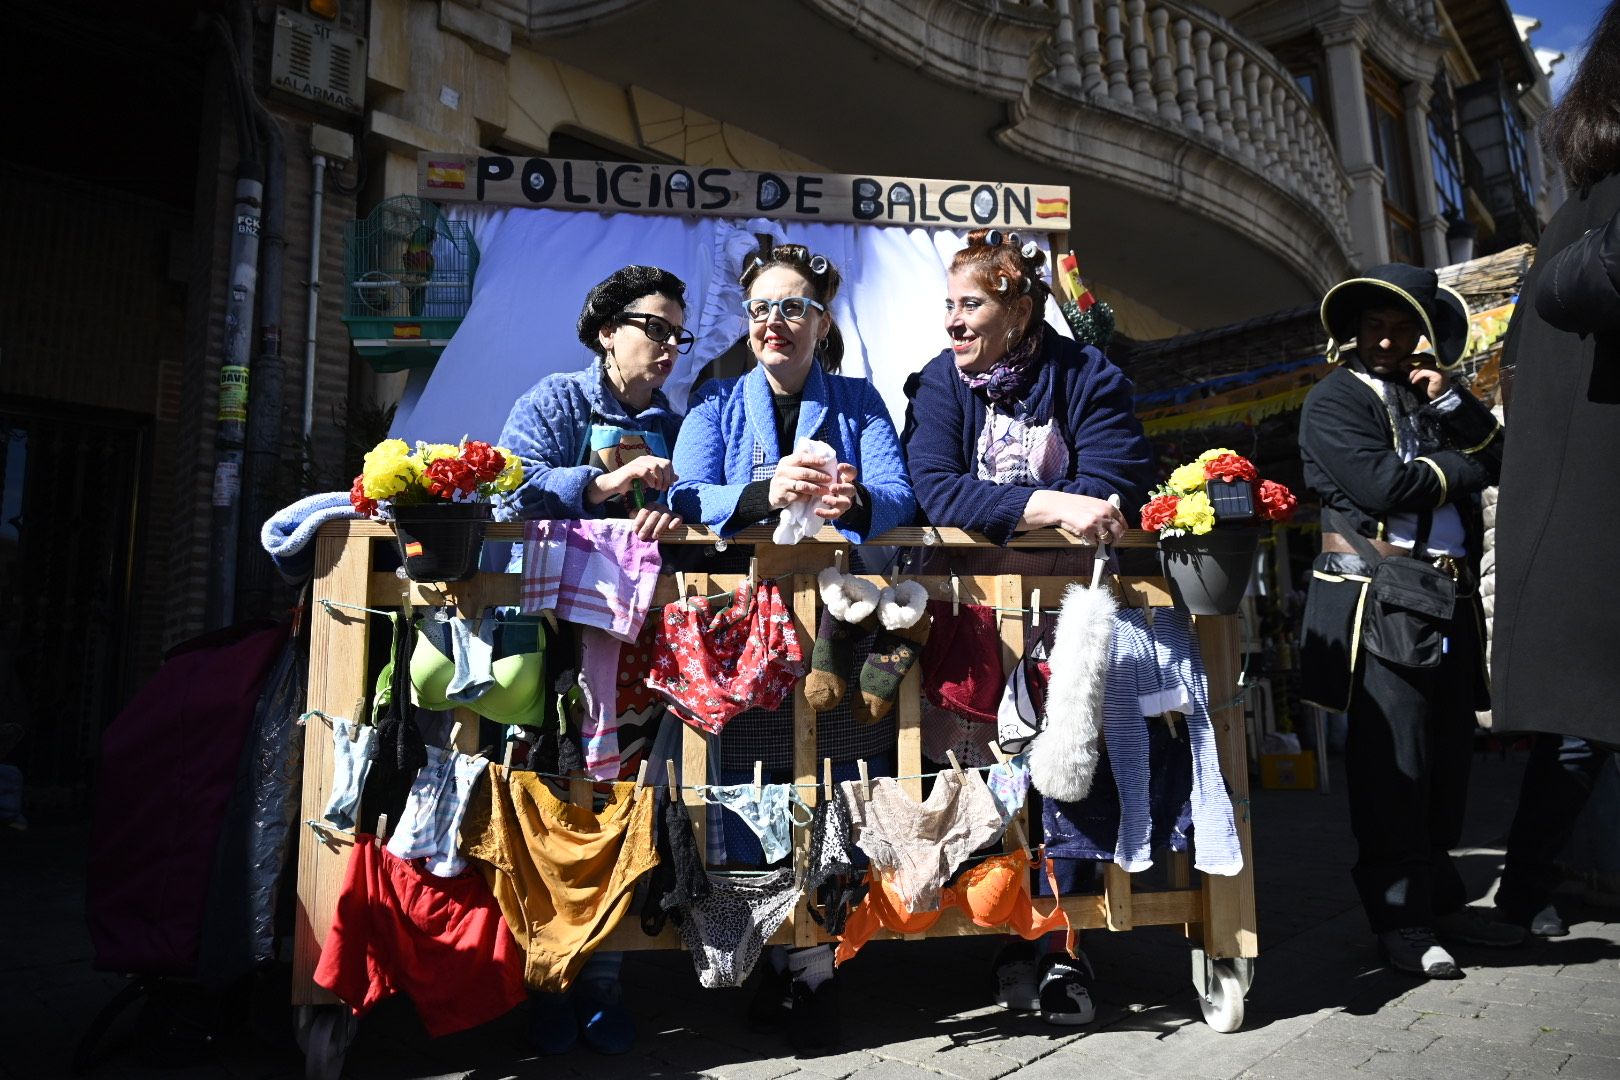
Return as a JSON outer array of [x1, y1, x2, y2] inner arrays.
[[390, 502, 492, 582], [1158, 527, 1261, 615]]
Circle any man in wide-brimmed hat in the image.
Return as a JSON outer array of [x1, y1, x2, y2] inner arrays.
[[1297, 263, 1514, 979]]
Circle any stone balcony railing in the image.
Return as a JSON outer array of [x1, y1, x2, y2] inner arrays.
[[1041, 0, 1354, 249]]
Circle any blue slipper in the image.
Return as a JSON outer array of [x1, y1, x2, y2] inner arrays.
[[527, 991, 578, 1055]]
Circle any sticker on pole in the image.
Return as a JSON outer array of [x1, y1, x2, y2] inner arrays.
[[212, 461, 240, 507], [219, 365, 250, 422]]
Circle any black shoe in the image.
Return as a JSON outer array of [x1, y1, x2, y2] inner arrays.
[[992, 940, 1040, 1011], [1378, 928, 1463, 979], [747, 961, 792, 1032], [789, 976, 841, 1056], [1037, 951, 1096, 1026]]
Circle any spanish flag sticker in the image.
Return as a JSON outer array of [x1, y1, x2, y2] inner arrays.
[[404, 541, 425, 557], [425, 160, 467, 190], [1035, 197, 1070, 220]]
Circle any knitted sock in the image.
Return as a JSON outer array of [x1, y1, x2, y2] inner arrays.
[[787, 944, 835, 990], [805, 609, 868, 711], [859, 583, 931, 723], [805, 567, 880, 712]]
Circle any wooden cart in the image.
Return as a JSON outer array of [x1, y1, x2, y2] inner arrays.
[[289, 521, 1258, 1075]]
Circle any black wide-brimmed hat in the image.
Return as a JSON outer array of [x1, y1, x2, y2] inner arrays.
[[1320, 263, 1471, 370]]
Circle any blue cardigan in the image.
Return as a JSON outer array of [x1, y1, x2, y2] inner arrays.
[[669, 361, 916, 542], [494, 358, 683, 521], [903, 326, 1154, 544]]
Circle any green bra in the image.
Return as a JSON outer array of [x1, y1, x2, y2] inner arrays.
[[409, 614, 548, 726]]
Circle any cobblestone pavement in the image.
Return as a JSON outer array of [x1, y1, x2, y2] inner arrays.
[[4, 750, 1616, 1080]]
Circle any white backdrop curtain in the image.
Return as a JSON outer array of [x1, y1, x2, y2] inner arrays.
[[389, 207, 1070, 443]]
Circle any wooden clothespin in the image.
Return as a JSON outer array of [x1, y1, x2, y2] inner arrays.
[[747, 557, 759, 589], [950, 571, 961, 616], [540, 609, 559, 634], [823, 757, 834, 801], [753, 760, 764, 800], [448, 721, 462, 750], [857, 758, 871, 797], [945, 749, 966, 779], [633, 759, 649, 792], [1030, 588, 1041, 628], [666, 758, 679, 799], [833, 549, 845, 574], [676, 571, 689, 601], [350, 697, 365, 739], [376, 813, 390, 842], [988, 741, 1009, 765]]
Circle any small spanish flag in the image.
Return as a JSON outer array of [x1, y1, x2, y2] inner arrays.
[[393, 324, 423, 339], [425, 160, 467, 190], [404, 541, 425, 557], [1035, 196, 1069, 220]]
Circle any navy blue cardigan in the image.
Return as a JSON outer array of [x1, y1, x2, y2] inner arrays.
[[903, 326, 1154, 544]]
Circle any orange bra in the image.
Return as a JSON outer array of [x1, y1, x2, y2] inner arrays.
[[835, 849, 1072, 965]]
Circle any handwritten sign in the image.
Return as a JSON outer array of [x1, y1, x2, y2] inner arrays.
[[418, 153, 1071, 230]]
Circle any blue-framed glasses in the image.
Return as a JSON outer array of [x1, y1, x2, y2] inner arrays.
[[743, 296, 826, 323]]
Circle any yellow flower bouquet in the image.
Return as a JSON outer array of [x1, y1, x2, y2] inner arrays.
[[349, 437, 524, 582], [348, 438, 523, 516]]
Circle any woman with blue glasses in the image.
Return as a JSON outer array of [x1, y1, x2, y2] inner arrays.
[[669, 244, 913, 542], [668, 244, 914, 1054]]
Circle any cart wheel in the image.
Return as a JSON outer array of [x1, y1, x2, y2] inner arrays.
[[293, 1004, 357, 1080], [1198, 959, 1246, 1033]]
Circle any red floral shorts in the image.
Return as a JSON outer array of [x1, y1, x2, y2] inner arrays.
[[647, 578, 804, 734]]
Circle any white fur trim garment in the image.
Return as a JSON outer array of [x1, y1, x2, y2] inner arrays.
[[1028, 582, 1116, 803]]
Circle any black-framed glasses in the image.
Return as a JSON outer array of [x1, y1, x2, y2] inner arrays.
[[618, 312, 696, 354], [743, 296, 826, 323]]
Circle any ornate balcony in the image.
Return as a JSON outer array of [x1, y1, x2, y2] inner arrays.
[[423, 0, 1361, 322]]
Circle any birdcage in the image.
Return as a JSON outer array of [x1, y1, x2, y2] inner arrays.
[[341, 196, 479, 372]]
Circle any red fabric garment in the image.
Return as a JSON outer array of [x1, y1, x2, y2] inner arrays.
[[86, 620, 289, 976], [647, 578, 804, 734], [921, 601, 1003, 723], [314, 835, 526, 1038]]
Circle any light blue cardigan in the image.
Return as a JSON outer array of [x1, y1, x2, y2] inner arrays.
[[669, 361, 915, 542], [494, 358, 683, 521]]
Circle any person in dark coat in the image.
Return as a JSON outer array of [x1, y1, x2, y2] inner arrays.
[[1298, 262, 1516, 979], [1491, 1, 1620, 939]]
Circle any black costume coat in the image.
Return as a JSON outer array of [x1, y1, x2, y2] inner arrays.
[[1491, 172, 1620, 745], [1297, 361, 1503, 711]]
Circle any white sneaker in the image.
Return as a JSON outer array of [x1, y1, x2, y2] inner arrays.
[[1378, 927, 1463, 979]]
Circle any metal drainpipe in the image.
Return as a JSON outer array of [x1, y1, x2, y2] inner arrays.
[[303, 152, 327, 452], [204, 2, 265, 630], [204, 165, 263, 630], [237, 103, 286, 623]]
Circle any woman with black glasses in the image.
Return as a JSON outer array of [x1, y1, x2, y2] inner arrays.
[[497, 264, 691, 540]]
